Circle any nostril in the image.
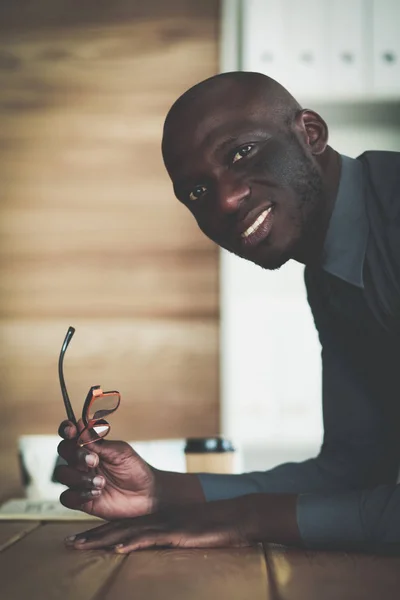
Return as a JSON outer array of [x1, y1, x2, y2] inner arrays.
[[218, 180, 251, 214]]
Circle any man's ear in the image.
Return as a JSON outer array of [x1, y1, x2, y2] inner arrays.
[[294, 109, 328, 155]]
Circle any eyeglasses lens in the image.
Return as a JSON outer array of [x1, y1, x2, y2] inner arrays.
[[88, 392, 120, 421]]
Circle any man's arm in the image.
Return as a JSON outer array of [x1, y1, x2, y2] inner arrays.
[[296, 484, 400, 551], [198, 287, 398, 500], [196, 268, 400, 549], [60, 298, 400, 552]]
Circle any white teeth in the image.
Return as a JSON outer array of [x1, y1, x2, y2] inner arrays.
[[241, 207, 272, 238]]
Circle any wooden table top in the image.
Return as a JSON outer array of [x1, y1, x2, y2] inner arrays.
[[1, 520, 400, 599]]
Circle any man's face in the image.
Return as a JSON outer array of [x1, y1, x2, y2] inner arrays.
[[163, 96, 324, 270]]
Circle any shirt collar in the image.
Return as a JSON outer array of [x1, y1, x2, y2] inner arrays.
[[322, 154, 369, 288]]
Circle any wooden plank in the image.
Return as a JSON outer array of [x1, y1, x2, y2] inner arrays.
[[0, 0, 219, 34], [0, 19, 219, 319], [0, 252, 218, 319], [99, 546, 269, 600], [0, 521, 39, 552], [0, 522, 125, 600], [0, 318, 219, 438], [264, 544, 400, 600]]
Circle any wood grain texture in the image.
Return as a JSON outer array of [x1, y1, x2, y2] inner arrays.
[[0, 10, 219, 320], [100, 546, 269, 600], [0, 0, 220, 499], [0, 520, 39, 552], [264, 544, 400, 600], [0, 319, 219, 438], [0, 522, 125, 600]]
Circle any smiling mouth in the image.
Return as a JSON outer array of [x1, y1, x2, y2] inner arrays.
[[237, 206, 275, 249], [240, 207, 273, 239]]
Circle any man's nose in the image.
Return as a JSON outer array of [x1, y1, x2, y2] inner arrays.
[[216, 173, 250, 214]]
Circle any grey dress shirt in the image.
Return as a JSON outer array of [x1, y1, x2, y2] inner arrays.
[[198, 154, 400, 552]]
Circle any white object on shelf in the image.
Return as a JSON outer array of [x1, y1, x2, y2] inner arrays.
[[283, 0, 327, 100], [242, 0, 287, 89], [327, 0, 367, 97], [372, 0, 400, 96], [235, 0, 400, 102]]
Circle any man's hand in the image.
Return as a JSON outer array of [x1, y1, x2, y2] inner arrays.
[[56, 420, 156, 520], [64, 496, 257, 552], [55, 420, 205, 521], [64, 493, 301, 552]]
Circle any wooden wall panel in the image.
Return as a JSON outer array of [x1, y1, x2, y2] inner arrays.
[[0, 0, 220, 500]]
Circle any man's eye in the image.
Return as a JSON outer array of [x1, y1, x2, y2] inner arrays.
[[232, 144, 254, 164], [188, 185, 207, 201]]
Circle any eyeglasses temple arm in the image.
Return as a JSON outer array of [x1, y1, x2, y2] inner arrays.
[[58, 326, 77, 425]]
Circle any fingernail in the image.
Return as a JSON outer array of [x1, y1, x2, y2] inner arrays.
[[65, 535, 76, 543], [85, 453, 98, 467], [113, 544, 124, 552], [82, 489, 101, 499], [75, 537, 87, 545], [64, 426, 73, 437], [92, 476, 104, 489]]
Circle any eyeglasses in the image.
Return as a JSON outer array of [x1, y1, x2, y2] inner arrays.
[[58, 326, 121, 447]]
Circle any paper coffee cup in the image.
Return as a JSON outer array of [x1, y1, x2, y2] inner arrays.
[[184, 437, 235, 474]]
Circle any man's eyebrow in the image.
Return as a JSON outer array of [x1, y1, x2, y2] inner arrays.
[[213, 135, 240, 154], [173, 174, 195, 189], [212, 129, 272, 155], [173, 179, 194, 198]]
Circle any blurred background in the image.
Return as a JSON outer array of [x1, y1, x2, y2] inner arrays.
[[0, 0, 220, 501], [1, 0, 399, 502]]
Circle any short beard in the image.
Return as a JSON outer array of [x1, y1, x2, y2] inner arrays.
[[282, 134, 325, 263]]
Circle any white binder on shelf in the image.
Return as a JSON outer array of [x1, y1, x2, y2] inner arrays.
[[372, 0, 400, 97], [238, 0, 400, 102], [327, 0, 367, 99], [282, 0, 327, 101], [242, 0, 287, 88]]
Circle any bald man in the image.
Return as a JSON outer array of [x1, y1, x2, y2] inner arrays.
[[57, 72, 400, 554]]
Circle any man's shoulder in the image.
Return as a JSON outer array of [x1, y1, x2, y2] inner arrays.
[[358, 150, 400, 216], [357, 150, 400, 179]]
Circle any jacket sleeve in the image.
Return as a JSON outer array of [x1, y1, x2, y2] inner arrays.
[[199, 268, 400, 550], [297, 484, 400, 552]]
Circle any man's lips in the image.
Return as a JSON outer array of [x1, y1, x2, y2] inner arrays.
[[236, 205, 275, 248], [236, 204, 274, 237]]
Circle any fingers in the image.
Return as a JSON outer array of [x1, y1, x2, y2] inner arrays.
[[60, 487, 102, 511], [55, 465, 105, 490], [64, 521, 119, 546], [55, 465, 104, 510], [114, 533, 177, 553], [57, 439, 99, 469], [64, 514, 181, 553], [63, 503, 249, 553], [58, 420, 77, 440], [65, 519, 143, 550], [65, 523, 180, 553], [58, 419, 93, 444]]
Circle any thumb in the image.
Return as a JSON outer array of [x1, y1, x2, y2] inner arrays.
[[76, 420, 142, 468], [77, 421, 136, 465], [93, 439, 137, 466]]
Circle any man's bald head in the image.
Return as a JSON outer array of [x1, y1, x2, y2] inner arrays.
[[162, 72, 302, 160]]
